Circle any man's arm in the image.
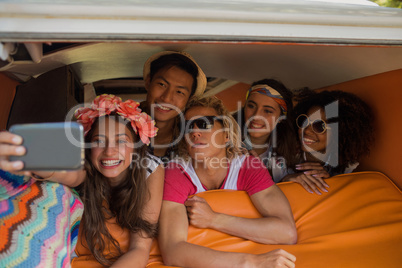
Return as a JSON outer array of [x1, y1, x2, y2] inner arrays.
[[185, 185, 297, 245], [159, 200, 296, 268]]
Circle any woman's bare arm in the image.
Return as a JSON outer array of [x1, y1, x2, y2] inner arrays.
[[111, 164, 164, 268]]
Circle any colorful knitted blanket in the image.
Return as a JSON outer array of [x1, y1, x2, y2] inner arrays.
[[0, 169, 83, 268]]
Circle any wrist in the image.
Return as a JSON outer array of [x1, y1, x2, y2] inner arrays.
[[210, 212, 224, 230], [32, 172, 54, 181]]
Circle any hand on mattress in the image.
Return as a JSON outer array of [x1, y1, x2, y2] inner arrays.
[[185, 195, 218, 229], [282, 162, 330, 195], [251, 249, 296, 268]]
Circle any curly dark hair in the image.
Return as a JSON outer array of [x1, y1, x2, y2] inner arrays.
[[293, 89, 375, 174], [234, 78, 299, 169]]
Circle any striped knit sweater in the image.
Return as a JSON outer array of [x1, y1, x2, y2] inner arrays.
[[0, 169, 84, 268]]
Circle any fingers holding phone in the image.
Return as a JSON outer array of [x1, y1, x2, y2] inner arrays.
[[9, 122, 84, 171], [0, 131, 27, 173], [1, 122, 84, 177]]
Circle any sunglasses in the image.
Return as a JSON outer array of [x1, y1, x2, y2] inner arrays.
[[185, 116, 223, 133], [296, 114, 330, 134]]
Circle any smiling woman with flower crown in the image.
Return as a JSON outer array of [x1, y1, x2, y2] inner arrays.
[[71, 94, 164, 267], [0, 94, 164, 267]]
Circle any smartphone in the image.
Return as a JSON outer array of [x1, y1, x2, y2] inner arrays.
[[9, 122, 84, 171]]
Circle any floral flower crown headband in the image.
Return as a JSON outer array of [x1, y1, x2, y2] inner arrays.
[[74, 94, 158, 145]]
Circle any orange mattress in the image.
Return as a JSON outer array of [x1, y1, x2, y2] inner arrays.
[[147, 171, 402, 268], [72, 172, 402, 267]]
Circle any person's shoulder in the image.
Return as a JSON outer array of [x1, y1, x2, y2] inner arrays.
[[144, 153, 164, 177], [243, 154, 265, 167], [164, 159, 193, 186], [146, 152, 163, 166], [164, 159, 187, 177], [165, 157, 191, 170], [238, 154, 270, 176]]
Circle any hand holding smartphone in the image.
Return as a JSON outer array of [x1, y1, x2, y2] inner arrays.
[[9, 122, 84, 171]]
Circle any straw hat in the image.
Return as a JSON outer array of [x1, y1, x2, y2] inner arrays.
[[143, 51, 207, 97]]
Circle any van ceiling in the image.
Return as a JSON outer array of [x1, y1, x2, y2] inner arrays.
[[1, 42, 402, 92], [1, 0, 402, 44], [0, 0, 402, 92]]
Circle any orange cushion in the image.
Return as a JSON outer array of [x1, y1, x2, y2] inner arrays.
[[72, 216, 130, 268], [147, 172, 402, 268]]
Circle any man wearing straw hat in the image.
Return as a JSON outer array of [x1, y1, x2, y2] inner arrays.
[[141, 51, 207, 164]]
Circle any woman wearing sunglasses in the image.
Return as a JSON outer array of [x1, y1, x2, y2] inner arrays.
[[159, 96, 297, 268], [282, 89, 375, 194], [234, 79, 299, 182]]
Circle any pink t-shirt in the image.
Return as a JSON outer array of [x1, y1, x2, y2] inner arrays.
[[163, 155, 274, 204]]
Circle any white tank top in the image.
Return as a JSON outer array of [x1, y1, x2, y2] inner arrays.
[[172, 155, 246, 193]]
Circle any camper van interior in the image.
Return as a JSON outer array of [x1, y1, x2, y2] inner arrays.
[[1, 0, 401, 267]]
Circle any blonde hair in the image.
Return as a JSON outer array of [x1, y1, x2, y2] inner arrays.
[[178, 96, 243, 160]]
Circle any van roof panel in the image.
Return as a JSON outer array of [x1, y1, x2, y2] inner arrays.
[[0, 0, 402, 44]]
